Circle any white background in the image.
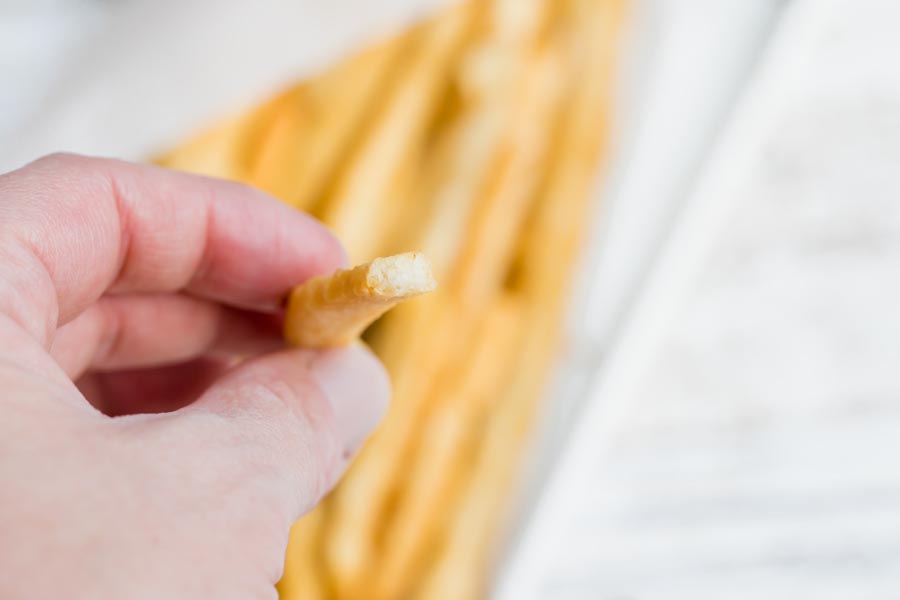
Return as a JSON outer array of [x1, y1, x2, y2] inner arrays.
[[499, 0, 900, 598]]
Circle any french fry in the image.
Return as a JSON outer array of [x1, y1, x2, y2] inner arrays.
[[284, 252, 436, 348], [323, 3, 563, 593], [367, 39, 568, 600], [375, 296, 524, 599], [449, 45, 566, 312], [155, 90, 289, 182], [419, 2, 626, 596], [320, 1, 478, 262], [251, 33, 412, 211], [520, 0, 624, 300], [247, 87, 312, 203], [324, 62, 534, 600], [153, 113, 250, 180], [415, 319, 555, 600], [275, 507, 327, 600], [323, 292, 456, 599], [392, 0, 555, 277]]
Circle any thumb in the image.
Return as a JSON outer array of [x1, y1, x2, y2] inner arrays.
[[184, 345, 389, 519]]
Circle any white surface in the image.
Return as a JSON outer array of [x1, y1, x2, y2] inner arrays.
[[500, 0, 900, 597], [501, 0, 787, 590], [574, 0, 784, 345], [0, 0, 446, 171], [0, 1, 107, 146]]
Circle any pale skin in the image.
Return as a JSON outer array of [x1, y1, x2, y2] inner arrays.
[[0, 154, 389, 599]]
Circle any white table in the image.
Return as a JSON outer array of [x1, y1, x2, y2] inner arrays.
[[499, 1, 900, 598]]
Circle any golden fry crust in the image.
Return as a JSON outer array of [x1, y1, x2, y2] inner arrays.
[[284, 252, 436, 348]]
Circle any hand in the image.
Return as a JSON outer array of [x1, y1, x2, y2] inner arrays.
[[0, 154, 389, 599]]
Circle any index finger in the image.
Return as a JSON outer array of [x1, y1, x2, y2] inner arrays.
[[0, 153, 346, 346]]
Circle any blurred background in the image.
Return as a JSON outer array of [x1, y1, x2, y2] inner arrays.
[[3, 0, 900, 599]]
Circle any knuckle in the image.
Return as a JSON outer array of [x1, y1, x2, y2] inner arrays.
[[32, 152, 95, 175], [41, 151, 78, 163], [240, 376, 343, 499]]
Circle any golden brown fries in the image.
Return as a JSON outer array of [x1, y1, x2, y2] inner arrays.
[[275, 506, 327, 600], [419, 4, 626, 596], [322, 2, 478, 262], [375, 296, 524, 599], [284, 252, 436, 348], [158, 0, 625, 597], [321, 6, 569, 588]]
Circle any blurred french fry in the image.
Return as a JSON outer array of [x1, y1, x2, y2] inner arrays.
[[521, 0, 624, 299], [276, 507, 327, 600], [419, 2, 626, 597], [450, 46, 566, 312], [154, 114, 248, 179], [323, 294, 454, 599], [247, 87, 312, 202], [415, 319, 555, 600], [155, 92, 286, 182], [375, 296, 524, 599], [251, 34, 411, 210], [320, 1, 478, 262], [365, 43, 569, 600], [399, 0, 555, 276]]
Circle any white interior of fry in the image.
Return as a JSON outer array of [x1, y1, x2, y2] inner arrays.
[[367, 252, 437, 297]]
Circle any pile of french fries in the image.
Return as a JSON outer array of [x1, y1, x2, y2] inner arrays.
[[157, 0, 624, 597]]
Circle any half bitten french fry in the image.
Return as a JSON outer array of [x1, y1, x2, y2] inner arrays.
[[284, 252, 436, 348]]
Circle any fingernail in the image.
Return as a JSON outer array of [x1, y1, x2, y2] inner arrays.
[[308, 345, 390, 455]]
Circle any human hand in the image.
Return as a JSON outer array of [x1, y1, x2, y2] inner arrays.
[[0, 154, 389, 599]]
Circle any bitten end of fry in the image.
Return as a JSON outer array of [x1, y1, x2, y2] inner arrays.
[[366, 252, 437, 297], [284, 252, 436, 348]]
